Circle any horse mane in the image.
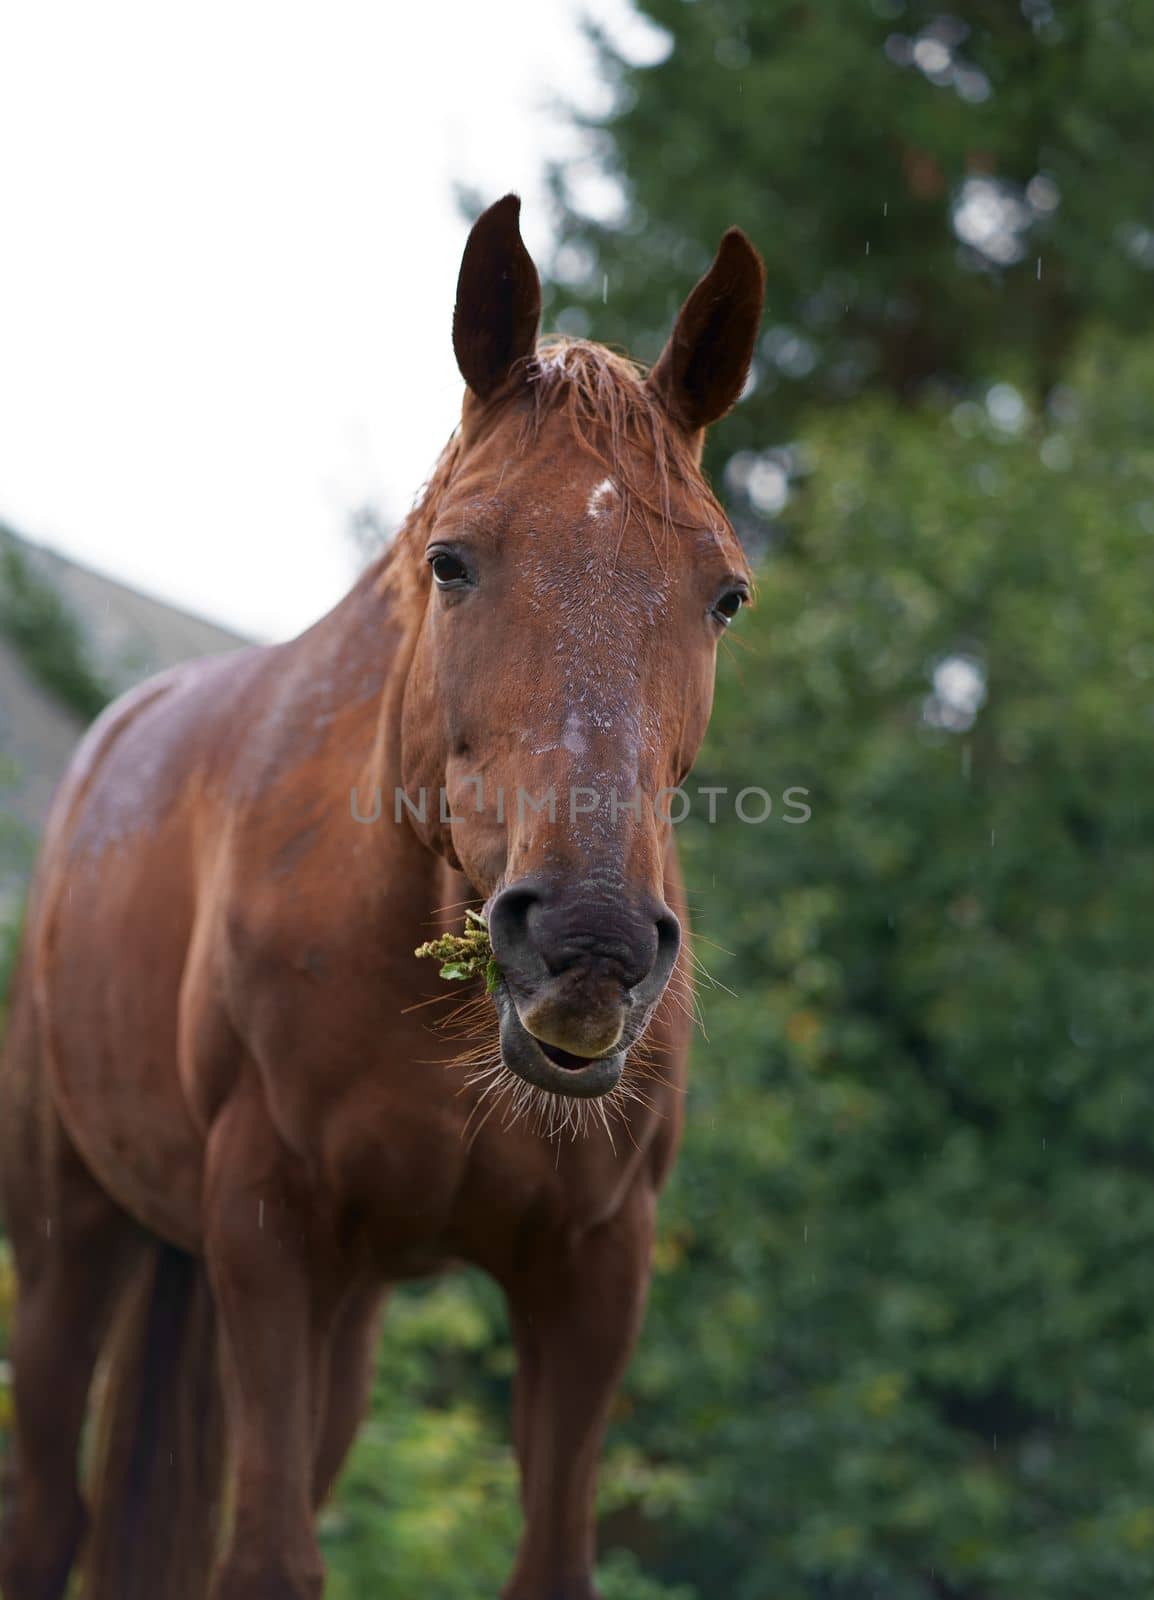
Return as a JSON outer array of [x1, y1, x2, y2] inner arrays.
[[378, 337, 728, 596]]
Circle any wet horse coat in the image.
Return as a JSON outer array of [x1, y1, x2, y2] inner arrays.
[[0, 196, 764, 1599]]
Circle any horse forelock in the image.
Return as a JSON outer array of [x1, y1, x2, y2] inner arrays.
[[377, 337, 731, 600], [528, 338, 730, 552]]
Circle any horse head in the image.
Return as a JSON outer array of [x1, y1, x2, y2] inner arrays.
[[400, 195, 764, 1101]]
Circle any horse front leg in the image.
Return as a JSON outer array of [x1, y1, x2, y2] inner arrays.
[[311, 1280, 388, 1508], [204, 1076, 348, 1600], [502, 1181, 656, 1600]]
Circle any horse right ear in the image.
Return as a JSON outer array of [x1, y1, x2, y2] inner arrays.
[[453, 194, 542, 402], [646, 228, 765, 436]]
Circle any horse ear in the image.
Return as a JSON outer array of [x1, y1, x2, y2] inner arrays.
[[646, 228, 765, 434], [452, 194, 542, 402]]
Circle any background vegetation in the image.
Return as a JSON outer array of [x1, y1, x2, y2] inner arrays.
[[4, 3, 1154, 1595], [0, 526, 113, 726]]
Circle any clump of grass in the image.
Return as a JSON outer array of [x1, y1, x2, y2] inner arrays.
[[415, 909, 501, 993]]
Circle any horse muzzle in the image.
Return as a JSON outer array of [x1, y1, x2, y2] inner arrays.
[[487, 877, 681, 1099], [495, 991, 628, 1097]]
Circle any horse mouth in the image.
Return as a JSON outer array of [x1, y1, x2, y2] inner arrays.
[[495, 989, 626, 1099]]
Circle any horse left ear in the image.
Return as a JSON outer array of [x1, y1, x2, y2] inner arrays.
[[453, 193, 542, 402], [646, 228, 765, 434]]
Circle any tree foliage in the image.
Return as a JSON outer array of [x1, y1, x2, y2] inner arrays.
[[0, 529, 112, 723], [635, 331, 1154, 1598], [548, 0, 1154, 434]]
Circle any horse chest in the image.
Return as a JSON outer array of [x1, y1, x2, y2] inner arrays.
[[314, 1064, 655, 1277]]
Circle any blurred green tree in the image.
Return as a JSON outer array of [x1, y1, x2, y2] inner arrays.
[[601, 330, 1154, 1598], [0, 529, 112, 722], [548, 0, 1154, 443]]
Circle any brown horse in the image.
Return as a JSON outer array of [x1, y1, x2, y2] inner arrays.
[[0, 195, 763, 1600]]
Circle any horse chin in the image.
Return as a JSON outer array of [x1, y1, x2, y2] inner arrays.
[[495, 991, 626, 1099]]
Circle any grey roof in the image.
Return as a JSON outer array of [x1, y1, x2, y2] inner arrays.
[[0, 531, 249, 862]]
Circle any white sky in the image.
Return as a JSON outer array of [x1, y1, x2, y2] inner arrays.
[[0, 1, 665, 640]]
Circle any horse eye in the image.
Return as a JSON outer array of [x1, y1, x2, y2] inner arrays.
[[713, 589, 747, 624], [429, 551, 470, 588]]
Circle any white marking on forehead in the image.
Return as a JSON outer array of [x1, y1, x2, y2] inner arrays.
[[562, 710, 587, 756], [586, 477, 618, 519]]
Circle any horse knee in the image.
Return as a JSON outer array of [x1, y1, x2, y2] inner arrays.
[[210, 1553, 325, 1600]]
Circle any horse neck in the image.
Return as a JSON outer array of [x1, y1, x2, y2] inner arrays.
[[267, 535, 433, 889]]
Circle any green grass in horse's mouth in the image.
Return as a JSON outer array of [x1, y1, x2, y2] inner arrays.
[[416, 913, 613, 1071], [414, 908, 502, 993]]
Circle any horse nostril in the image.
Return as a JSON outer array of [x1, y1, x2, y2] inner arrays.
[[487, 882, 548, 984], [654, 908, 682, 970], [490, 883, 681, 998], [635, 905, 681, 998]]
